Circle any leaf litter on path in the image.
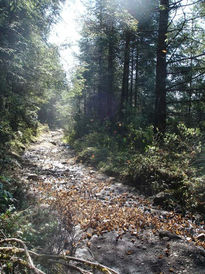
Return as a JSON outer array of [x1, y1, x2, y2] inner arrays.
[[22, 130, 205, 274]]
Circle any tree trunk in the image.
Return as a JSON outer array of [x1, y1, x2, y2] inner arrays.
[[107, 27, 115, 119], [134, 39, 139, 109], [187, 18, 194, 126], [120, 31, 131, 117], [154, 0, 169, 133], [129, 47, 134, 107], [97, 0, 105, 120]]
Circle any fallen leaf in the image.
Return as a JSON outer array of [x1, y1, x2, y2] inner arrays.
[[126, 250, 134, 255]]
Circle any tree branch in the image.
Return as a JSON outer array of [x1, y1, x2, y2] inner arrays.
[[48, 260, 92, 274], [166, 71, 205, 91], [167, 53, 205, 64], [0, 238, 119, 274], [0, 238, 44, 274]]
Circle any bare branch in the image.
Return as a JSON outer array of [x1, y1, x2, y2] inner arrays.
[[167, 20, 186, 47], [36, 254, 118, 274], [167, 53, 205, 64], [167, 71, 205, 91], [48, 260, 92, 274], [0, 239, 119, 274], [0, 238, 44, 274]]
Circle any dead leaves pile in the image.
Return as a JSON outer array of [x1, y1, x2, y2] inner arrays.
[[35, 178, 205, 250]]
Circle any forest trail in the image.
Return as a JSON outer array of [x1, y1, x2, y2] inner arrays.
[[21, 129, 205, 274]]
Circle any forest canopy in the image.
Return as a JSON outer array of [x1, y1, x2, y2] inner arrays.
[[64, 0, 205, 130]]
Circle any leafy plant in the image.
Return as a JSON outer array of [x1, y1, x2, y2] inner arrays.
[[67, 121, 204, 214], [0, 182, 14, 213]]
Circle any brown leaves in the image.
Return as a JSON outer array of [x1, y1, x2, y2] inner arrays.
[[35, 176, 205, 250], [86, 232, 92, 239], [126, 250, 134, 255]]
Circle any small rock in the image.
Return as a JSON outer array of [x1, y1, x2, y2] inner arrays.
[[159, 230, 181, 240], [196, 233, 205, 241], [162, 237, 170, 241], [96, 174, 106, 180], [11, 159, 22, 168], [108, 177, 115, 182], [153, 192, 173, 207], [39, 203, 50, 210], [87, 227, 94, 233], [50, 141, 57, 145], [75, 247, 93, 261], [27, 174, 40, 181], [131, 231, 138, 236]]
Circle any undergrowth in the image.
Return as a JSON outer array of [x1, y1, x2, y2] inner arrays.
[[0, 124, 71, 273], [65, 120, 205, 215]]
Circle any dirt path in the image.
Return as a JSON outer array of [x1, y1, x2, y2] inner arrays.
[[21, 129, 205, 274]]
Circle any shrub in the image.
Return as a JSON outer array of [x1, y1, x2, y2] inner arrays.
[[125, 124, 204, 212], [77, 146, 109, 166], [126, 124, 153, 151], [0, 182, 14, 213], [66, 119, 204, 213]]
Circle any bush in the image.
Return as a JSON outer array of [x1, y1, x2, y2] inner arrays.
[[0, 120, 13, 145], [0, 182, 14, 213], [66, 119, 204, 214], [124, 124, 153, 151], [77, 146, 109, 165], [125, 124, 204, 212]]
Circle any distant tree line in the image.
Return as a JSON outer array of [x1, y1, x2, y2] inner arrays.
[[70, 0, 205, 133]]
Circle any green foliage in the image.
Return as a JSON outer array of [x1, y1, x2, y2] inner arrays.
[[126, 124, 204, 212], [0, 174, 28, 211], [0, 206, 64, 252], [69, 66, 87, 98], [0, 0, 67, 152], [0, 121, 13, 145], [0, 174, 68, 272], [0, 182, 14, 213], [67, 121, 204, 214], [77, 146, 109, 165], [0, 173, 67, 254], [57, 66, 86, 128], [126, 124, 153, 151], [0, 3, 69, 270]]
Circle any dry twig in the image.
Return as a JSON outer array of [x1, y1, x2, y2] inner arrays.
[[0, 238, 119, 274]]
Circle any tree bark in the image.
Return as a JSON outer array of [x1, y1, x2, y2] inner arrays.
[[130, 47, 134, 107], [97, 0, 105, 120], [134, 39, 139, 109], [120, 31, 131, 117], [154, 0, 169, 133], [107, 26, 115, 119]]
